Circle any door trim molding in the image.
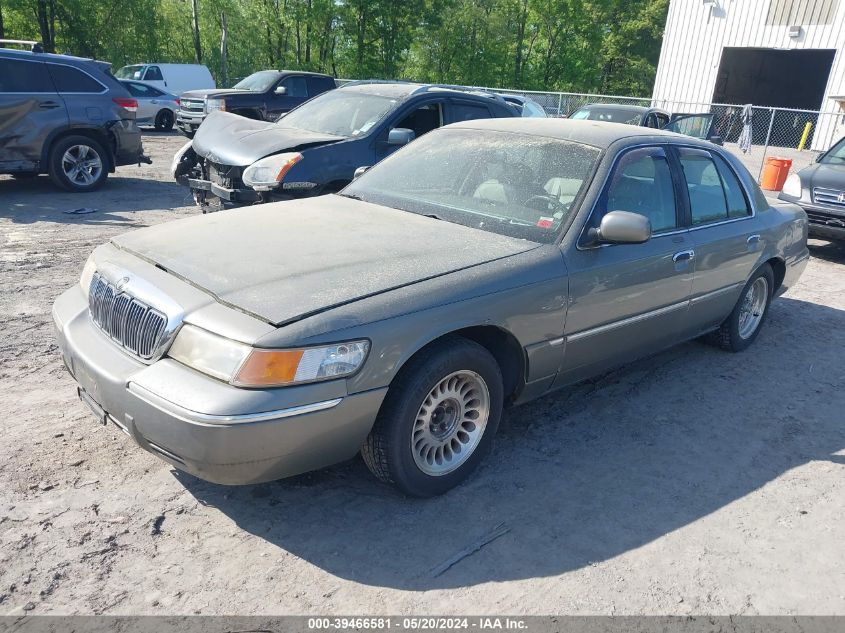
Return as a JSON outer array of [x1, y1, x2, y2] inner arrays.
[[566, 299, 689, 342]]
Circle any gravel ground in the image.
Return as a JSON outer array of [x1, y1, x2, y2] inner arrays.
[[1, 132, 844, 616]]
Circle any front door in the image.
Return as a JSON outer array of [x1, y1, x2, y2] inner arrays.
[[268, 75, 309, 120], [0, 56, 68, 171], [142, 65, 167, 92], [374, 99, 445, 162], [556, 146, 694, 387]]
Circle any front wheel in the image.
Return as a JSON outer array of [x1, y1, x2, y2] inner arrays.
[[712, 263, 774, 352], [362, 336, 503, 497], [155, 109, 175, 131]]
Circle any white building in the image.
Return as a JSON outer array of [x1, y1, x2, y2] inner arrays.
[[652, 0, 845, 149]]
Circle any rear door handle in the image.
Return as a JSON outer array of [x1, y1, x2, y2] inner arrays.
[[673, 249, 695, 262], [747, 234, 761, 245], [39, 100, 61, 109]]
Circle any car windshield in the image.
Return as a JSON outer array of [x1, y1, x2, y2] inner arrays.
[[820, 137, 845, 164], [571, 106, 642, 125], [232, 71, 281, 92], [342, 128, 600, 244], [277, 90, 397, 137], [115, 65, 144, 80]]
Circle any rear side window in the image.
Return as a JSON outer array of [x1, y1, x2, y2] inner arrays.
[[679, 147, 748, 224], [451, 102, 492, 122], [713, 154, 751, 218], [308, 76, 335, 94], [47, 64, 105, 93], [0, 58, 55, 92], [281, 76, 308, 97], [144, 66, 163, 81]]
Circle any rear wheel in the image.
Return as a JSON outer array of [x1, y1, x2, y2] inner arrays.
[[48, 136, 108, 192], [155, 109, 175, 131], [362, 336, 503, 497], [711, 263, 774, 352]]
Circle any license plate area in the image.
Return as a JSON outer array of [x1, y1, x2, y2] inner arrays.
[[78, 386, 108, 426]]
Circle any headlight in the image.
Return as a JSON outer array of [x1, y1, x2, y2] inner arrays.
[[170, 140, 194, 179], [79, 254, 97, 296], [242, 153, 303, 191], [167, 324, 369, 387], [781, 173, 802, 198], [205, 98, 226, 113]]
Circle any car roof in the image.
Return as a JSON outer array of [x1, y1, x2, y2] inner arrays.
[[446, 117, 703, 149], [575, 103, 648, 113], [0, 47, 107, 67]]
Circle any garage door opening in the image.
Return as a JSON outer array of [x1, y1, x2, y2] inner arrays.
[[712, 47, 835, 146]]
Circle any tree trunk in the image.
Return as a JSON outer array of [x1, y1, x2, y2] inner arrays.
[[190, 0, 202, 63], [0, 1, 5, 40], [304, 0, 311, 64], [220, 11, 228, 87], [35, 0, 55, 52], [513, 0, 528, 87]]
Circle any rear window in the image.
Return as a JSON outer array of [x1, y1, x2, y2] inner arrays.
[[47, 64, 105, 93], [0, 58, 54, 92]]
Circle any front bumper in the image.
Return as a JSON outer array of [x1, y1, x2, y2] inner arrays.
[[175, 111, 205, 136], [52, 285, 386, 485], [180, 175, 262, 205], [779, 196, 845, 241]]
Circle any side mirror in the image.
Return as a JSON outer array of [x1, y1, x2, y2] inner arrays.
[[592, 210, 651, 244], [353, 165, 371, 180], [274, 86, 287, 95], [388, 127, 415, 146]]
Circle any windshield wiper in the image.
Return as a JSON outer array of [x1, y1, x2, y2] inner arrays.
[[337, 192, 363, 201], [423, 213, 444, 221]]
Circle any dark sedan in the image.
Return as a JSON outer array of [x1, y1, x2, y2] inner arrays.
[[56, 119, 808, 496], [778, 136, 845, 242]]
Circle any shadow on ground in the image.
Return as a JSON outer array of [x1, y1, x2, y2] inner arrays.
[[0, 175, 190, 224], [808, 238, 845, 264], [176, 297, 845, 591]]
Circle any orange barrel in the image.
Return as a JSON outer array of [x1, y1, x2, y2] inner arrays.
[[760, 157, 793, 191]]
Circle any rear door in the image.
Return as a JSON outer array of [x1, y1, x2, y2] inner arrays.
[[0, 56, 68, 171], [555, 145, 694, 387], [124, 81, 160, 121], [46, 62, 110, 126], [674, 146, 760, 335]]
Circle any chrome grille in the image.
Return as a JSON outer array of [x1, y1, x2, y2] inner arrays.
[[179, 98, 205, 114], [88, 272, 167, 359], [812, 187, 845, 207]]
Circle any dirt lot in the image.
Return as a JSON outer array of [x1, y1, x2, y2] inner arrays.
[[1, 132, 844, 616]]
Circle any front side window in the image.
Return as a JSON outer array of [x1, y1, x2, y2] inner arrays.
[[281, 76, 308, 97], [394, 102, 442, 138], [277, 90, 397, 137], [0, 58, 54, 92], [47, 64, 104, 93], [820, 136, 845, 164], [343, 128, 601, 243], [595, 147, 678, 233], [144, 66, 163, 81], [678, 147, 741, 224]]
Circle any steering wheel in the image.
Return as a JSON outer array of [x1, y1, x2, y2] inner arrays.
[[523, 194, 568, 214]]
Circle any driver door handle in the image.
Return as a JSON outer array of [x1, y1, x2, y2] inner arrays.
[[673, 249, 695, 262], [38, 100, 61, 109]]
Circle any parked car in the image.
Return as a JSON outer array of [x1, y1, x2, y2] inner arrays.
[[570, 103, 722, 143], [0, 43, 148, 191], [175, 70, 336, 138], [499, 94, 548, 117], [54, 119, 808, 496], [119, 80, 179, 131], [778, 136, 845, 242], [173, 81, 518, 210], [114, 63, 214, 96]]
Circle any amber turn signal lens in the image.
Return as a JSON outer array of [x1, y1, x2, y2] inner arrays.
[[235, 349, 304, 386]]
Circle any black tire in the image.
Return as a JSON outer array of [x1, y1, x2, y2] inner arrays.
[[362, 336, 504, 497], [48, 135, 109, 192], [155, 109, 175, 131], [11, 172, 39, 179], [711, 263, 774, 352]]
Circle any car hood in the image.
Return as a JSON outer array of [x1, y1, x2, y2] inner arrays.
[[191, 111, 343, 166], [180, 88, 251, 100], [800, 161, 845, 189], [111, 195, 540, 326]]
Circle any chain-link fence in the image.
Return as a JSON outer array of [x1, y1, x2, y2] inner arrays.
[[336, 80, 842, 183]]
